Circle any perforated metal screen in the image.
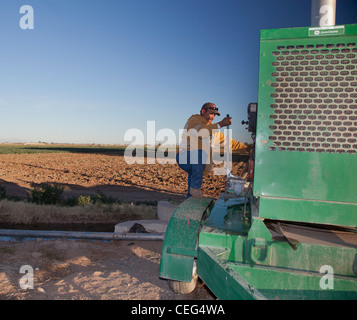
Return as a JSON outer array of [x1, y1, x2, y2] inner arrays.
[[254, 25, 357, 225], [268, 42, 357, 154]]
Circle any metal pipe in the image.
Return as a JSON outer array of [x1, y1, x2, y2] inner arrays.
[[226, 114, 230, 177], [0, 229, 165, 241], [224, 114, 231, 197], [311, 0, 336, 26]]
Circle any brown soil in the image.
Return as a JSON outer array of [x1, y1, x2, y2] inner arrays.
[[0, 151, 248, 300], [0, 239, 215, 300], [0, 152, 248, 202]]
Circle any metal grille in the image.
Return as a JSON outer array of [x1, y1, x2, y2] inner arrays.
[[269, 42, 357, 154]]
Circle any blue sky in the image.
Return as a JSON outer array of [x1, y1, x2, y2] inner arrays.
[[0, 0, 356, 145]]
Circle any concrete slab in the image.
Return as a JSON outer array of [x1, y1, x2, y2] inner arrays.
[[114, 201, 179, 235], [114, 219, 168, 234], [157, 200, 178, 222]]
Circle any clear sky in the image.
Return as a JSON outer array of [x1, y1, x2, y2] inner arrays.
[[0, 0, 356, 145]]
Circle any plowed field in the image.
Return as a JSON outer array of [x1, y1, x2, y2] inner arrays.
[[0, 149, 248, 202]]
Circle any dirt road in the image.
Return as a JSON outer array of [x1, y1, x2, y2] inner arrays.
[[0, 238, 215, 300]]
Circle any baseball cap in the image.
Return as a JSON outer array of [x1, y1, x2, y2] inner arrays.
[[201, 102, 220, 116]]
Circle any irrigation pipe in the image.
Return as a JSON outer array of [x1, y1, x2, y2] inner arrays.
[[0, 229, 165, 241]]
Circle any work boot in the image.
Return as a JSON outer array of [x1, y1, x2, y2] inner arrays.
[[189, 188, 204, 199]]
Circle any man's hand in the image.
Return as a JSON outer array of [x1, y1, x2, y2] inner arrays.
[[218, 116, 232, 128]]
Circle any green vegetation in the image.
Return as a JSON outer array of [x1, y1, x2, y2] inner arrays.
[[0, 186, 7, 200], [0, 144, 127, 155], [0, 183, 158, 225], [0, 199, 157, 225], [30, 183, 65, 205], [28, 183, 121, 207], [0, 143, 178, 156]]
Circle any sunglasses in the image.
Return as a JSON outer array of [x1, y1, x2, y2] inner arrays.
[[205, 106, 219, 112]]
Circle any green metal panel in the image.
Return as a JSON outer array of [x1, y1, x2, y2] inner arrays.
[[197, 246, 267, 300], [260, 24, 357, 41], [198, 206, 357, 300], [198, 197, 252, 264], [259, 196, 357, 227], [254, 24, 357, 226], [198, 245, 357, 300], [159, 197, 213, 282], [230, 262, 357, 300], [202, 197, 251, 235]]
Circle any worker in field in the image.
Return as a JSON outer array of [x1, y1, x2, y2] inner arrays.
[[177, 102, 248, 199]]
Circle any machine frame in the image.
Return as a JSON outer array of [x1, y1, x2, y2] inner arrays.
[[159, 23, 357, 300]]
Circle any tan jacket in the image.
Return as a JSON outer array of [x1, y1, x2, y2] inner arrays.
[[178, 114, 247, 174]]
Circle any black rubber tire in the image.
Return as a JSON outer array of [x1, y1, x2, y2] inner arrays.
[[168, 273, 198, 295]]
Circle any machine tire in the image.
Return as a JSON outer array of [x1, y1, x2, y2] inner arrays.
[[167, 265, 198, 295]]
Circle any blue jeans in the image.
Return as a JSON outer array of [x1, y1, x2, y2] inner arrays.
[[176, 150, 207, 198]]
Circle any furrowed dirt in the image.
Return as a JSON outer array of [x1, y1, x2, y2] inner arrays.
[[0, 152, 248, 202]]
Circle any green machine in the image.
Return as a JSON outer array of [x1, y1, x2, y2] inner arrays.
[[159, 23, 357, 299]]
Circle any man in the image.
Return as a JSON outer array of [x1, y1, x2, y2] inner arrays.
[[176, 102, 248, 199]]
